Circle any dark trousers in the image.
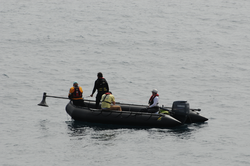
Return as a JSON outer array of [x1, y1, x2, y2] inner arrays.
[[72, 99, 86, 107], [95, 92, 104, 109], [140, 106, 159, 113]]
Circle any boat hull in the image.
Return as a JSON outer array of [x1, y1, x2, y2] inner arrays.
[[66, 100, 208, 128], [83, 100, 208, 124], [66, 102, 182, 128]]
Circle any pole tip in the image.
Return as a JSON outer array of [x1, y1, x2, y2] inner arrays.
[[38, 103, 48, 107], [38, 92, 49, 107]]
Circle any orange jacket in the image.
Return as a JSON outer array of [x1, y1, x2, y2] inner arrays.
[[68, 86, 83, 100]]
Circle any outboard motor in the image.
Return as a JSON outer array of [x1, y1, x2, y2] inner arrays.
[[171, 101, 190, 123]]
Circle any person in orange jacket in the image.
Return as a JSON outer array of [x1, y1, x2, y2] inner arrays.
[[68, 81, 85, 107]]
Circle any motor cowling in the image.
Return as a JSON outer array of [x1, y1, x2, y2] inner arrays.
[[171, 101, 190, 123]]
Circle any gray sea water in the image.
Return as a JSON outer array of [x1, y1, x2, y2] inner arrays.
[[1, 0, 250, 165]]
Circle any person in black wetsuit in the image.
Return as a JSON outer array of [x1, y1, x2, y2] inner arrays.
[[90, 72, 109, 108]]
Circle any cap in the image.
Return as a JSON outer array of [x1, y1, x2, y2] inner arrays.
[[152, 89, 158, 93]]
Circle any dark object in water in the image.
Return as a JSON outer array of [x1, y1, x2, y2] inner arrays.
[[65, 100, 208, 128]]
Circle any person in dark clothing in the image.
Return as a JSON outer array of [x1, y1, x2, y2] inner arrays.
[[90, 72, 109, 108]]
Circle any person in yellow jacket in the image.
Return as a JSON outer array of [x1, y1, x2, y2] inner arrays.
[[68, 81, 85, 107], [101, 92, 122, 111]]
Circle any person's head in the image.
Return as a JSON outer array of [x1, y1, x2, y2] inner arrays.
[[73, 81, 78, 87], [152, 89, 158, 94], [97, 72, 103, 78]]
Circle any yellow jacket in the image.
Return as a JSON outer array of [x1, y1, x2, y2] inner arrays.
[[101, 93, 115, 108]]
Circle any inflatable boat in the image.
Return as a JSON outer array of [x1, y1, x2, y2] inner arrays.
[[65, 100, 208, 128], [38, 93, 208, 128]]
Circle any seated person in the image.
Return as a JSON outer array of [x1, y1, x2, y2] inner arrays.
[[140, 89, 159, 113], [68, 81, 86, 107], [101, 91, 122, 111]]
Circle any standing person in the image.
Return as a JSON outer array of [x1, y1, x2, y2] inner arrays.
[[101, 91, 122, 111], [90, 72, 109, 108], [140, 89, 159, 113], [68, 81, 85, 107]]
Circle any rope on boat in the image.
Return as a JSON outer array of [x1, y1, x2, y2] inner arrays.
[[120, 111, 133, 119], [145, 113, 153, 121], [101, 110, 113, 117], [91, 109, 103, 116], [113, 111, 123, 118]]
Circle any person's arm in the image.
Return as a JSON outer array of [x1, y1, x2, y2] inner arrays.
[[111, 95, 115, 105], [80, 87, 83, 93], [68, 87, 73, 99], [106, 80, 109, 92], [90, 80, 97, 97]]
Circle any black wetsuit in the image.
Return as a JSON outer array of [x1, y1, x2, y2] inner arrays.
[[91, 78, 109, 108]]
